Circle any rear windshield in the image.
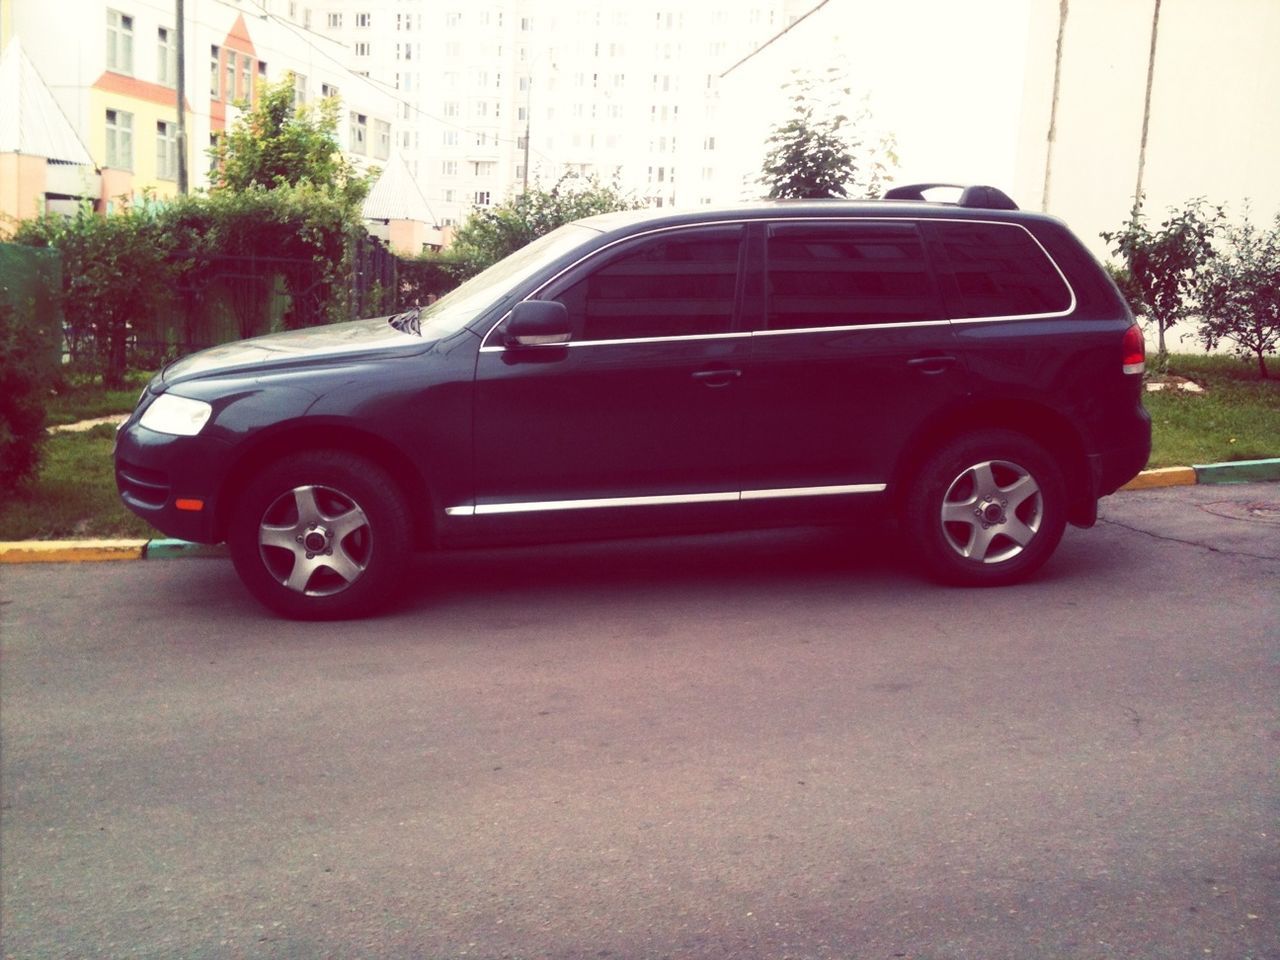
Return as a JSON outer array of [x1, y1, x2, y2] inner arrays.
[[927, 222, 1073, 320]]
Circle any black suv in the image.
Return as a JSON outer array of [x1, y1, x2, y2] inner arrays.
[[116, 185, 1151, 618]]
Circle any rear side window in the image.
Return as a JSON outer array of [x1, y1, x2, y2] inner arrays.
[[926, 222, 1072, 319], [765, 223, 939, 329], [549, 226, 743, 342]]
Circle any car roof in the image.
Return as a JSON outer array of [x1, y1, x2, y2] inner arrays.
[[576, 198, 1064, 236]]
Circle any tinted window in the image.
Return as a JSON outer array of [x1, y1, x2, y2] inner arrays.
[[551, 226, 743, 341], [929, 222, 1072, 319], [765, 223, 938, 330]]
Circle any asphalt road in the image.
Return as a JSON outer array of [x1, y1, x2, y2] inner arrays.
[[3, 484, 1278, 960]]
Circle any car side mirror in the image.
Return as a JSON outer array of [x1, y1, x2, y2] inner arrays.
[[504, 301, 571, 347]]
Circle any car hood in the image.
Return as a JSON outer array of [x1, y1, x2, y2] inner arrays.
[[161, 317, 433, 386]]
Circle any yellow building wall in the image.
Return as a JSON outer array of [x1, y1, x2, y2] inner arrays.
[[88, 86, 190, 206], [0, 153, 48, 223]]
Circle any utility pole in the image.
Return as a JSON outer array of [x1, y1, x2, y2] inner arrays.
[[176, 0, 188, 194], [522, 76, 531, 194]]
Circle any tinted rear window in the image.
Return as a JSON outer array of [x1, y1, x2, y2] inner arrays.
[[927, 222, 1072, 319]]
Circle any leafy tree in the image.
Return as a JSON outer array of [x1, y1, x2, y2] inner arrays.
[[1101, 198, 1224, 362], [210, 73, 371, 212], [759, 68, 897, 200], [447, 174, 642, 279], [1195, 210, 1280, 378]]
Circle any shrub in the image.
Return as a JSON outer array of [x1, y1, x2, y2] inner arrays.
[[1195, 210, 1280, 378], [0, 245, 63, 492]]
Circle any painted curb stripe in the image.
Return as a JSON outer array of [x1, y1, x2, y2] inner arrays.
[[1120, 467, 1197, 490], [0, 540, 147, 563], [143, 539, 229, 559], [1193, 458, 1280, 485]]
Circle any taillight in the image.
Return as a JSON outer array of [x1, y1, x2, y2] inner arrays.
[[1122, 323, 1145, 375]]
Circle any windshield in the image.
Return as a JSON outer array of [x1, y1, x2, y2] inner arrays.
[[411, 223, 601, 338]]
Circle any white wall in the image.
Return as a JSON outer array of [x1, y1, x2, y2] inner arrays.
[[1015, 0, 1280, 259], [715, 0, 1032, 204]]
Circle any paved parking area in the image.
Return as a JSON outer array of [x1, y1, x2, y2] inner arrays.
[[2, 484, 1277, 959]]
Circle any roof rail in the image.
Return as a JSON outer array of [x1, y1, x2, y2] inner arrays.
[[882, 183, 1019, 211]]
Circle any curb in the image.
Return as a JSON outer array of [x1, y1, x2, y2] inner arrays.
[[2, 459, 1278, 564], [0, 538, 228, 565], [1119, 457, 1280, 490]]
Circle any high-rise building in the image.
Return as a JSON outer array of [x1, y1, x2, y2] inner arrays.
[[307, 0, 811, 231]]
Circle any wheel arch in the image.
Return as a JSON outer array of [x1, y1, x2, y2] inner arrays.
[[213, 422, 437, 548], [891, 398, 1094, 525]]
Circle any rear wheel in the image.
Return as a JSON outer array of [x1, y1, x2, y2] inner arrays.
[[905, 430, 1066, 586], [228, 452, 410, 619]]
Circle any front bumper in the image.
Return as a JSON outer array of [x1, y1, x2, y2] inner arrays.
[[114, 422, 234, 543]]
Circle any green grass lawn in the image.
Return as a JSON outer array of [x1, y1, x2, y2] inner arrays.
[[1, 354, 1276, 541], [1, 424, 158, 540], [1144, 354, 1280, 468], [44, 370, 151, 427]]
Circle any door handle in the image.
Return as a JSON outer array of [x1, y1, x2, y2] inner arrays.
[[691, 368, 742, 387], [906, 355, 959, 374]]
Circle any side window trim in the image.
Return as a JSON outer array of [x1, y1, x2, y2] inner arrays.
[[479, 223, 747, 351]]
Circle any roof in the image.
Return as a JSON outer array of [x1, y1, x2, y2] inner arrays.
[[0, 37, 94, 165], [362, 152, 436, 225], [576, 194, 1057, 236]]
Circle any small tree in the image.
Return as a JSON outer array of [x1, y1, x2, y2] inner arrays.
[[1101, 199, 1224, 362], [447, 174, 642, 279], [759, 69, 896, 200], [210, 73, 371, 213], [1195, 210, 1280, 378]]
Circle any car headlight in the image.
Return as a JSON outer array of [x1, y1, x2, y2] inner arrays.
[[138, 394, 213, 436]]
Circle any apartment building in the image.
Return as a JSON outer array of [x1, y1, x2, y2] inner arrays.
[[1, 0, 397, 216], [301, 0, 810, 230]]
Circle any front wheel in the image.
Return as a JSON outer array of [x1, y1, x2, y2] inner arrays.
[[904, 430, 1067, 586], [228, 452, 411, 619]]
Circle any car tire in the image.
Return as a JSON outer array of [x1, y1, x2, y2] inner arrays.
[[905, 430, 1066, 587], [228, 452, 411, 619]]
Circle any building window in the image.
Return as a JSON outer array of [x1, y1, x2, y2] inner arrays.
[[156, 120, 179, 180], [292, 72, 307, 105], [106, 10, 134, 74], [374, 119, 391, 160], [356, 12, 371, 27], [105, 109, 133, 170], [443, 130, 458, 146], [225, 56, 235, 101], [349, 112, 367, 155], [445, 12, 461, 27], [210, 45, 220, 96], [443, 101, 460, 118], [474, 191, 491, 206], [321, 82, 339, 99], [442, 160, 457, 176], [355, 42, 370, 56], [239, 54, 252, 101], [327, 12, 342, 28], [157, 27, 177, 87]]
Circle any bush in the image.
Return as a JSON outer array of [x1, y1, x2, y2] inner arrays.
[[396, 253, 461, 308], [0, 245, 63, 492], [1195, 210, 1280, 379], [447, 174, 643, 280]]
